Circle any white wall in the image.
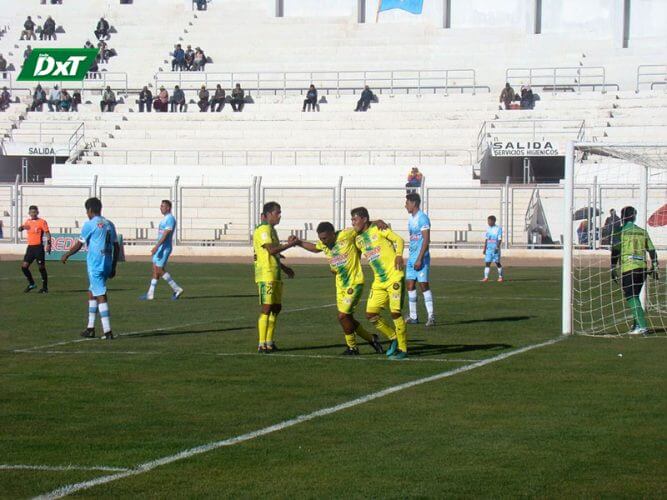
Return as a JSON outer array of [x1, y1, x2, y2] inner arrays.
[[451, 0, 530, 30], [284, 0, 357, 18], [541, 0, 620, 39], [629, 0, 667, 39]]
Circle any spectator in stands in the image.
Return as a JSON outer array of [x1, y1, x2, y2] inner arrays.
[[209, 84, 225, 112], [40, 16, 57, 41], [84, 40, 95, 49], [231, 84, 245, 112], [94, 17, 110, 40], [355, 85, 374, 112], [100, 86, 117, 112], [193, 47, 206, 71], [601, 208, 622, 246], [520, 85, 535, 110], [499, 82, 515, 110], [47, 85, 61, 112], [170, 85, 186, 112], [72, 90, 81, 112], [198, 85, 209, 112], [139, 86, 153, 112], [0, 87, 11, 112], [24, 45, 33, 62], [98, 40, 110, 63], [59, 89, 72, 112], [302, 84, 318, 112], [172, 44, 185, 71], [0, 54, 7, 79], [406, 167, 423, 188], [577, 219, 590, 245], [21, 16, 37, 40], [154, 86, 169, 112], [30, 85, 46, 111], [184, 45, 195, 71], [195, 0, 207, 10]]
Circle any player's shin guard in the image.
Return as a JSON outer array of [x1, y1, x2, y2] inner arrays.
[[98, 302, 111, 334], [369, 315, 396, 340], [423, 290, 434, 317], [408, 290, 418, 319], [354, 323, 373, 343], [497, 265, 504, 278], [147, 278, 158, 298], [257, 313, 269, 345], [393, 316, 407, 352], [266, 312, 277, 344], [22, 266, 34, 285], [87, 300, 98, 328], [162, 272, 180, 292], [628, 297, 647, 329], [484, 266, 490, 279], [344, 333, 357, 349]]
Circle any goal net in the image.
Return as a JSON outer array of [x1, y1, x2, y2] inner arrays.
[[563, 143, 667, 336]]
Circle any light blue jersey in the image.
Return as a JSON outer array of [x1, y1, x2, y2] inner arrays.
[[407, 210, 431, 282], [153, 213, 176, 268], [484, 225, 503, 263], [79, 216, 117, 296]]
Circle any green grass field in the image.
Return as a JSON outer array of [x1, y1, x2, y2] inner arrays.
[[1, 261, 665, 498]]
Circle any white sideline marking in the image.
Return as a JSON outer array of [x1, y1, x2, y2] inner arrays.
[[12, 302, 336, 354], [36, 335, 566, 499], [0, 464, 129, 472]]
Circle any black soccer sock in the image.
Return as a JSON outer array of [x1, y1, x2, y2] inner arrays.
[[22, 266, 34, 285], [39, 267, 48, 288]]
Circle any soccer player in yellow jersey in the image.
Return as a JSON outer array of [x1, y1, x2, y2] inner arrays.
[[351, 207, 408, 360], [253, 202, 297, 353], [293, 221, 384, 355]]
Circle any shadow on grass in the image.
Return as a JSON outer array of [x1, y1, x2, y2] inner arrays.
[[449, 315, 534, 325], [56, 289, 134, 293], [130, 325, 253, 338], [179, 294, 258, 300], [408, 342, 512, 357]]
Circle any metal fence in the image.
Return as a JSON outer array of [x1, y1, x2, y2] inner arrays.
[[636, 64, 667, 92], [2, 180, 664, 249], [154, 69, 490, 95], [1, 72, 129, 94], [505, 66, 617, 93]]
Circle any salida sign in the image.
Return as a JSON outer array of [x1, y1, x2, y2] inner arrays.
[[491, 140, 561, 157]]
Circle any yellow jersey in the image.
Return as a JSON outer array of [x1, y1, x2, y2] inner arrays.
[[355, 225, 405, 284], [253, 223, 281, 283], [315, 228, 364, 289]]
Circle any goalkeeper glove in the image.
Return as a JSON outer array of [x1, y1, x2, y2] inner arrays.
[[611, 268, 618, 283]]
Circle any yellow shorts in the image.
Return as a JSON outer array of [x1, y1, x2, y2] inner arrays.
[[366, 278, 404, 314], [336, 284, 363, 315], [257, 281, 283, 305]]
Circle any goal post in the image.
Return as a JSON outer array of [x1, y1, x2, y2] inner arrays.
[[563, 141, 667, 336]]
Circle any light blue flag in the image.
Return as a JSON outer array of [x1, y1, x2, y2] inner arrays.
[[378, 0, 424, 15]]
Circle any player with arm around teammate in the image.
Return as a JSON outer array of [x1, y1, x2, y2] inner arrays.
[[404, 193, 435, 326], [140, 200, 183, 301], [19, 205, 51, 293], [292, 221, 384, 355], [61, 197, 120, 340], [482, 215, 504, 282]]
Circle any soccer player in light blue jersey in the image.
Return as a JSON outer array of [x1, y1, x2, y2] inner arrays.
[[483, 215, 504, 282], [405, 193, 435, 326], [141, 200, 183, 300], [61, 197, 119, 340]]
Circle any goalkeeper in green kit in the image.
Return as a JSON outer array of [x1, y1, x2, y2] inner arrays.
[[611, 206, 659, 335]]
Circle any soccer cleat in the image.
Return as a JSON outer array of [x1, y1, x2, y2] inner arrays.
[[405, 317, 419, 324], [390, 350, 408, 360], [629, 327, 649, 336], [100, 331, 114, 340], [38, 287, 48, 294], [425, 315, 436, 327], [369, 334, 384, 354], [481, 278, 489, 283], [341, 347, 360, 356], [265, 343, 278, 353], [385, 339, 399, 357], [257, 345, 268, 354], [24, 284, 37, 293], [171, 288, 184, 300], [497, 277, 504, 283], [80, 328, 96, 338], [138, 294, 154, 301]]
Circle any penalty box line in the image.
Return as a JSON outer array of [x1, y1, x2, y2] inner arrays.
[[36, 335, 567, 499], [0, 464, 129, 473]]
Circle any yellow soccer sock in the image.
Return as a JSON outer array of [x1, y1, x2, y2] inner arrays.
[[266, 313, 277, 344], [257, 313, 269, 345], [371, 316, 397, 340], [393, 316, 407, 352], [344, 333, 357, 349], [354, 323, 374, 343]]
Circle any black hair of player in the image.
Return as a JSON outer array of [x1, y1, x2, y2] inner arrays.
[[405, 193, 421, 206], [488, 215, 497, 223], [621, 206, 636, 224], [85, 197, 103, 214], [28, 205, 38, 211], [262, 201, 281, 216], [316, 221, 335, 234], [350, 207, 369, 220], [162, 199, 172, 209]]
